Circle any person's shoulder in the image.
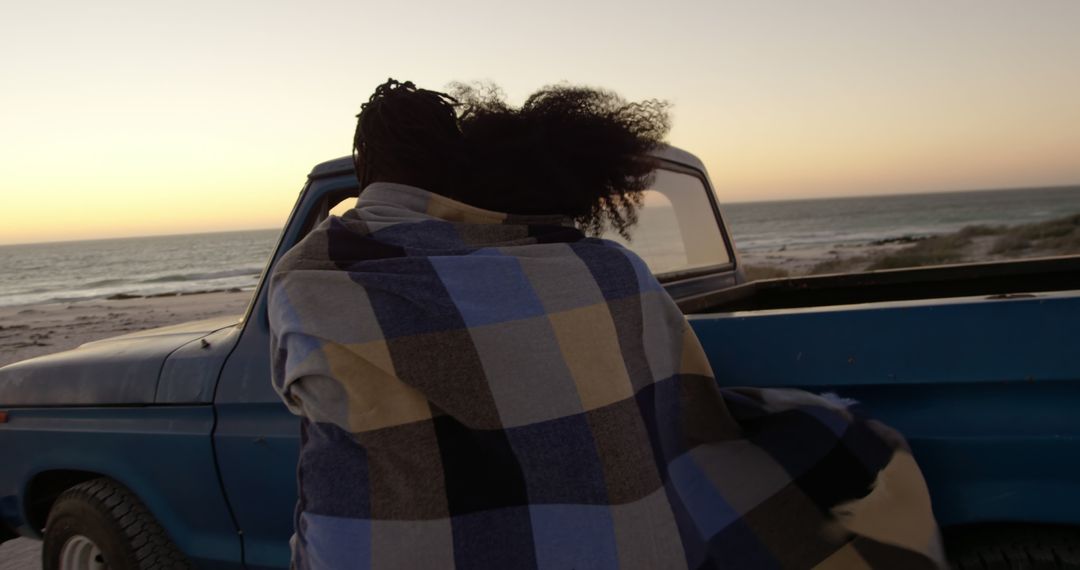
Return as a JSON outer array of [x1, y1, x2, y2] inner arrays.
[[569, 237, 660, 284], [271, 217, 338, 278], [579, 237, 648, 264]]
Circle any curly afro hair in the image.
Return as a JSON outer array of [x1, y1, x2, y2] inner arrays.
[[353, 79, 670, 238], [453, 83, 670, 237]]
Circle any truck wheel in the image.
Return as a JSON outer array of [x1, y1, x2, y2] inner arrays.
[[42, 478, 189, 570], [947, 524, 1080, 569]]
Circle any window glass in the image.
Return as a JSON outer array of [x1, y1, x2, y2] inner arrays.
[[322, 169, 733, 277], [604, 169, 731, 275], [328, 197, 356, 218]]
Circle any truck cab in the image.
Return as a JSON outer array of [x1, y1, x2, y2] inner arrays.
[[2, 147, 755, 568]]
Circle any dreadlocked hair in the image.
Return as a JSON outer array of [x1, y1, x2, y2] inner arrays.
[[451, 82, 670, 239], [354, 79, 463, 196]]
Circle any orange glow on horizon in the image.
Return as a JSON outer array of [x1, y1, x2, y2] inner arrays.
[[2, 0, 1079, 245]]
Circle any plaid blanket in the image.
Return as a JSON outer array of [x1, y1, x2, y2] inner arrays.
[[270, 182, 945, 569]]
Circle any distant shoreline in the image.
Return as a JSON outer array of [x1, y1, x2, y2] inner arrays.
[[0, 281, 262, 310], [741, 211, 1080, 279], [102, 286, 252, 301], [5, 184, 1080, 247], [3, 212, 1078, 369], [719, 182, 1080, 206]]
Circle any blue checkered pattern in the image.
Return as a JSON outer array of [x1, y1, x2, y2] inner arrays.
[[270, 182, 945, 569]]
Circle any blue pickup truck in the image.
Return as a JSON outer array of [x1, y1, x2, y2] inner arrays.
[[2, 146, 1079, 569]]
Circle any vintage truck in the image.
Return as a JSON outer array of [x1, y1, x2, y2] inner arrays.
[[2, 146, 1078, 569]]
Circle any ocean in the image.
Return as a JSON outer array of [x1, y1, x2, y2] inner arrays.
[[0, 230, 278, 308], [1, 186, 1079, 308]]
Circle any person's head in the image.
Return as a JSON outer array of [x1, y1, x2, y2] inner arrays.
[[354, 79, 670, 238], [353, 79, 463, 196], [454, 83, 670, 237]]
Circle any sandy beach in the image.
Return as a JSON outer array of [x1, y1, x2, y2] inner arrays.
[[0, 290, 253, 369], [740, 212, 1080, 280]]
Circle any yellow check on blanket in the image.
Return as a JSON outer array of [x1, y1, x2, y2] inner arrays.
[[269, 182, 946, 570]]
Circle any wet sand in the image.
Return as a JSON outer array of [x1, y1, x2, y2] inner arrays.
[[0, 536, 39, 570], [0, 290, 253, 369]]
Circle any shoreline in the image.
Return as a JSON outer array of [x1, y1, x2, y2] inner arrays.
[[0, 290, 253, 368], [3, 213, 1077, 369], [100, 286, 252, 301], [0, 285, 254, 309], [740, 212, 1080, 279], [1, 280, 262, 310]]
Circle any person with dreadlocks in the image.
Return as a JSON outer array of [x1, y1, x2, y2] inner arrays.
[[269, 79, 944, 569], [351, 80, 465, 199]]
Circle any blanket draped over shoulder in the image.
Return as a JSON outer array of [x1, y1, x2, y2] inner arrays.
[[270, 182, 945, 570]]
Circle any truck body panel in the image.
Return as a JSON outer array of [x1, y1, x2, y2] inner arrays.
[[0, 316, 239, 407], [156, 323, 241, 404], [0, 406, 241, 568], [690, 290, 1080, 527]]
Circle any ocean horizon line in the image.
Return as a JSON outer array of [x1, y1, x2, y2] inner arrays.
[[719, 182, 1080, 205], [3, 182, 1080, 248], [0, 226, 283, 249]]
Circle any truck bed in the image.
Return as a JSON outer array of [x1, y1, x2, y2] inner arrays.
[[679, 254, 1080, 314], [684, 259, 1080, 529]]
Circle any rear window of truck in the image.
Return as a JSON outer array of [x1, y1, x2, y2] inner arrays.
[[327, 168, 732, 277], [603, 169, 731, 276]]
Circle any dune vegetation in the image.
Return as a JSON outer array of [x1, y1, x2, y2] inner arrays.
[[743, 212, 1080, 280]]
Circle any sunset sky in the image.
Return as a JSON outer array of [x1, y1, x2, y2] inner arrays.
[[2, 0, 1079, 245]]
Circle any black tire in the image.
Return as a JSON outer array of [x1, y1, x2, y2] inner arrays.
[[947, 525, 1080, 570], [42, 478, 189, 570]]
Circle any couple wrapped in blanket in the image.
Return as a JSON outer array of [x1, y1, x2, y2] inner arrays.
[[270, 182, 945, 569]]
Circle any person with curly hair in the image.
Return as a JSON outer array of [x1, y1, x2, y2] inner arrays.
[[351, 79, 668, 237], [269, 79, 944, 569]]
